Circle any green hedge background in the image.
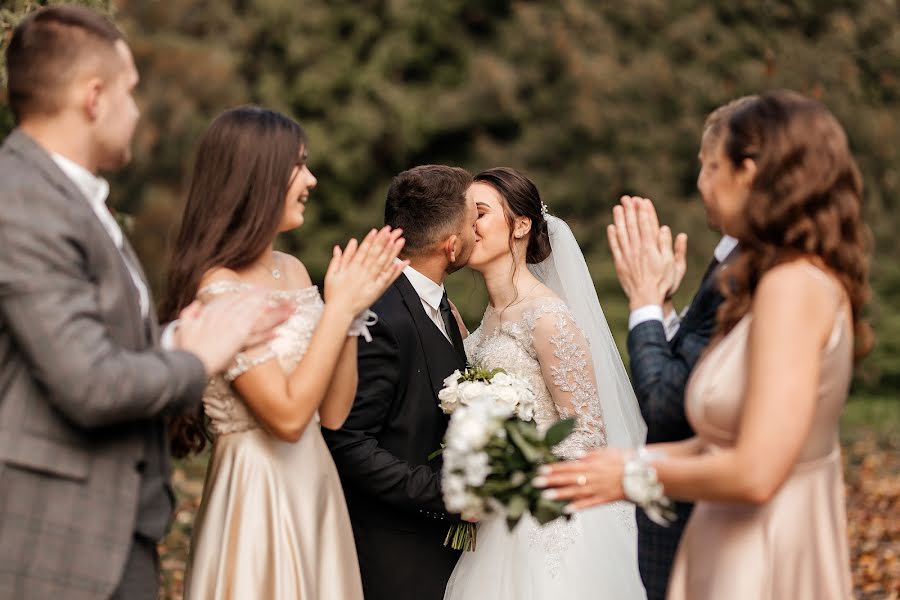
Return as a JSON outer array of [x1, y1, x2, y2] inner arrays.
[[3, 0, 899, 396]]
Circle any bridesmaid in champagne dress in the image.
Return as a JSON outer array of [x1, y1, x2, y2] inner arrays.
[[538, 91, 872, 600], [159, 107, 407, 599], [667, 264, 854, 598]]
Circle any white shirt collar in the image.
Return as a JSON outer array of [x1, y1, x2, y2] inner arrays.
[[714, 235, 739, 263], [402, 263, 445, 311], [49, 152, 110, 209]]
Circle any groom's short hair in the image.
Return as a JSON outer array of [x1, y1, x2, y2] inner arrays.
[[384, 165, 473, 256], [5, 5, 123, 122]]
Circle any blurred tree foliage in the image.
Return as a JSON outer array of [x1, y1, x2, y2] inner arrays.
[[2, 0, 898, 394]]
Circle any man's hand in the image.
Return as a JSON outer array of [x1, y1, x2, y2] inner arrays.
[[607, 196, 687, 310], [245, 299, 295, 347], [175, 291, 291, 376]]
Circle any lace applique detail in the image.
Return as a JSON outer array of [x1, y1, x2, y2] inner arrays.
[[464, 299, 607, 459], [528, 514, 580, 578], [196, 282, 324, 435], [539, 306, 608, 458], [225, 350, 277, 382]]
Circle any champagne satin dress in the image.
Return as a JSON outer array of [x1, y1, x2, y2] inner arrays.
[[668, 266, 854, 599], [184, 282, 364, 600]]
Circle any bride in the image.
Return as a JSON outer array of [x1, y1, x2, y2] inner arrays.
[[444, 168, 647, 599]]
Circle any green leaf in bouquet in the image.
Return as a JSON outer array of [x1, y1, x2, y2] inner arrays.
[[478, 480, 510, 496], [544, 418, 577, 448], [506, 421, 544, 463], [505, 495, 528, 531], [517, 420, 542, 444], [509, 471, 527, 487], [532, 495, 570, 526]]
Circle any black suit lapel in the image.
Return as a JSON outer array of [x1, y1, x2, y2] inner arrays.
[[672, 245, 740, 346], [394, 274, 467, 399]]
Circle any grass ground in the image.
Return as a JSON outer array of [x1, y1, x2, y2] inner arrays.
[[159, 396, 899, 599]]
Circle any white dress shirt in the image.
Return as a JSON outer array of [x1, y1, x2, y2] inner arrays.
[[628, 235, 738, 340], [402, 263, 451, 342], [50, 152, 150, 317]]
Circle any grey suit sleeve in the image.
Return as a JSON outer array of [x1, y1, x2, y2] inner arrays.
[[0, 187, 206, 429]]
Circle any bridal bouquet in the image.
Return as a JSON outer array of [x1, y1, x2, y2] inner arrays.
[[437, 366, 575, 551], [438, 366, 536, 421]]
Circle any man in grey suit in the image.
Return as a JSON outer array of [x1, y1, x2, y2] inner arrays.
[[0, 6, 288, 599]]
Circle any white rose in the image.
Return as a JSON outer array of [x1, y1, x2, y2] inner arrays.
[[447, 407, 491, 451], [465, 494, 485, 518], [463, 451, 491, 487], [438, 389, 459, 414], [491, 383, 521, 413], [438, 371, 462, 413], [512, 378, 535, 401], [489, 371, 513, 386], [458, 380, 489, 405], [443, 476, 470, 512], [442, 447, 464, 470], [516, 400, 535, 422], [442, 370, 462, 391]]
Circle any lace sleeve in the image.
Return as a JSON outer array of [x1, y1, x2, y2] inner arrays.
[[531, 304, 608, 459], [196, 280, 276, 381]]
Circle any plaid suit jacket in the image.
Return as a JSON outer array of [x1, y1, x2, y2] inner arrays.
[[0, 130, 206, 600], [626, 249, 737, 600]]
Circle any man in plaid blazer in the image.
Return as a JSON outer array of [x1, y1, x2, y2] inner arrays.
[[0, 7, 285, 599], [608, 98, 752, 600]]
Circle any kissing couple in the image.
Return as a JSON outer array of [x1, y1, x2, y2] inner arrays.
[[323, 164, 648, 600]]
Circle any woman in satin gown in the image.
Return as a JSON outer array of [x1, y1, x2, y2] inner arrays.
[[539, 91, 872, 599], [160, 107, 407, 599]]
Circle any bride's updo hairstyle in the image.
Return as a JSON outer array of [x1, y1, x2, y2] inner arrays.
[[716, 90, 873, 360], [473, 167, 551, 264]]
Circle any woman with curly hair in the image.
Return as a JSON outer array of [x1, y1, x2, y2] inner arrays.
[[538, 90, 872, 599]]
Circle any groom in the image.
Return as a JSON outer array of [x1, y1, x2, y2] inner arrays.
[[323, 165, 478, 600], [609, 97, 753, 599]]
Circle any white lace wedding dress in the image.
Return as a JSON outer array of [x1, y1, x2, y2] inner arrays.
[[444, 297, 646, 600]]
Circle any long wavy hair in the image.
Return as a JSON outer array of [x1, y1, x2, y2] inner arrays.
[[715, 90, 873, 360], [161, 106, 307, 457]]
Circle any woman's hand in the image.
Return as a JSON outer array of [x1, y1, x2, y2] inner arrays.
[[532, 448, 627, 512], [325, 226, 407, 315]]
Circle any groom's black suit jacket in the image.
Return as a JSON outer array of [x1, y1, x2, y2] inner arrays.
[[323, 273, 465, 600], [626, 246, 738, 600]]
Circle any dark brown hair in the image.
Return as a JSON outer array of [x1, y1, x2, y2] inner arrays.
[[473, 167, 551, 264], [5, 5, 123, 121], [162, 106, 307, 456], [716, 90, 873, 360], [384, 165, 473, 255], [703, 95, 758, 144]]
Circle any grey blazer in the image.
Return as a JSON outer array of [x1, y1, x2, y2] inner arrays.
[[0, 129, 206, 599]]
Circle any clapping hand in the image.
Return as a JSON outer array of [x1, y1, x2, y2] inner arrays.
[[177, 290, 292, 376], [325, 226, 408, 316], [607, 196, 687, 310]]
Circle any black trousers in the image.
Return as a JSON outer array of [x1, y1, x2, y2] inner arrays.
[[109, 534, 159, 600]]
